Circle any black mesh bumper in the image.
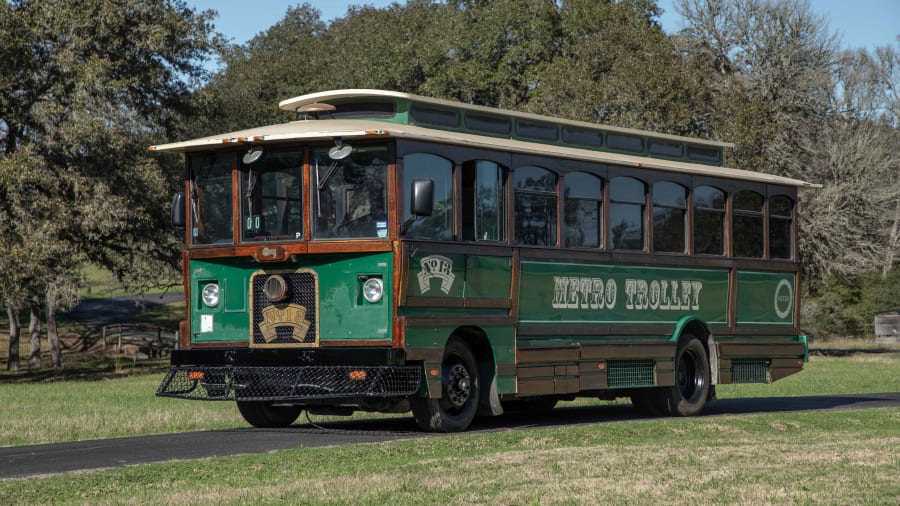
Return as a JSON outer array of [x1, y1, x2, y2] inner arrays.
[[156, 365, 422, 401]]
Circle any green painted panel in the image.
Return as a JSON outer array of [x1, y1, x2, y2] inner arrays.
[[188, 253, 393, 344], [406, 252, 511, 300], [465, 256, 512, 298], [735, 271, 795, 326], [404, 324, 516, 395], [408, 253, 465, 298], [518, 261, 729, 327], [190, 258, 253, 343]]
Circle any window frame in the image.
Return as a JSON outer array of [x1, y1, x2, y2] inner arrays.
[[651, 181, 688, 254], [563, 171, 604, 249]]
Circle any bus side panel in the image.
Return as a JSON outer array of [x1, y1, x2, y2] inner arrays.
[[517, 260, 730, 329], [734, 271, 796, 327]]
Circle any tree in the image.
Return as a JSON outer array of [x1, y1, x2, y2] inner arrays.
[[192, 3, 326, 134], [0, 0, 218, 367]]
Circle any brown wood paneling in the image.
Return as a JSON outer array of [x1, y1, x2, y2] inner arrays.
[[404, 296, 464, 308], [718, 342, 806, 358], [729, 326, 801, 336], [579, 374, 607, 390], [580, 343, 674, 360], [516, 366, 555, 378], [464, 298, 512, 309], [405, 347, 443, 362], [321, 340, 394, 347], [518, 346, 580, 364], [517, 378, 555, 396], [404, 316, 516, 327], [555, 377, 580, 394]]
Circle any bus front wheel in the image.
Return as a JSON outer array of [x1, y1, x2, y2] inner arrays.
[[661, 337, 710, 416], [237, 401, 303, 428], [411, 338, 480, 432]]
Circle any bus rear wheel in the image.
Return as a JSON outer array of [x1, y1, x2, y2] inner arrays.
[[661, 337, 710, 417], [411, 338, 480, 432], [237, 401, 303, 428]]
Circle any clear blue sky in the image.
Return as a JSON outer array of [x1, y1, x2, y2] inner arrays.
[[187, 0, 898, 55]]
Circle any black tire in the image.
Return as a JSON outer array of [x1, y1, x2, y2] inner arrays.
[[660, 337, 710, 417], [236, 401, 303, 428], [411, 338, 480, 432]]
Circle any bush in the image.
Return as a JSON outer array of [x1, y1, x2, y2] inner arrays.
[[803, 267, 900, 339]]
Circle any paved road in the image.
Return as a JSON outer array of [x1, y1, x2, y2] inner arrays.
[[2, 392, 898, 480]]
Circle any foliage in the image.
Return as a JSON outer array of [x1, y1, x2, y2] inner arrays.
[[803, 268, 900, 338], [0, 0, 218, 367]]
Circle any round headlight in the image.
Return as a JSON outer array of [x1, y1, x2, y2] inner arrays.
[[201, 283, 220, 307], [362, 278, 384, 303], [263, 275, 289, 302]]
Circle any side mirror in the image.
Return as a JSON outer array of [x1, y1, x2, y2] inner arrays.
[[410, 179, 434, 217], [400, 179, 435, 236], [171, 192, 186, 227]]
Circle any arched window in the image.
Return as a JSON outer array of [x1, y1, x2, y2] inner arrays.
[[733, 190, 764, 258], [693, 186, 726, 255], [462, 160, 506, 242], [610, 176, 646, 250], [402, 153, 453, 240], [514, 166, 557, 246], [769, 195, 793, 259], [652, 181, 687, 253], [564, 172, 602, 248]]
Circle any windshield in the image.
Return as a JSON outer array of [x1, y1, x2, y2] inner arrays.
[[240, 148, 303, 242], [312, 144, 388, 239], [189, 152, 233, 245]]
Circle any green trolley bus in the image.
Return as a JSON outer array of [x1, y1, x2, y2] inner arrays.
[[153, 89, 815, 432]]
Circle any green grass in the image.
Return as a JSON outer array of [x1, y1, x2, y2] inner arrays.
[[0, 409, 897, 504], [0, 353, 897, 503], [0, 353, 897, 447]]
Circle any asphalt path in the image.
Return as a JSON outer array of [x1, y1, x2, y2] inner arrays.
[[2, 391, 898, 480]]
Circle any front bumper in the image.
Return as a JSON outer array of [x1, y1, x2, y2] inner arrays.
[[156, 365, 421, 401]]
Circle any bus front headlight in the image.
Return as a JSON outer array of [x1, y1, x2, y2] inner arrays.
[[201, 282, 220, 307], [362, 277, 384, 303]]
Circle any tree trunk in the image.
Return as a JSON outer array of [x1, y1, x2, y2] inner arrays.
[[46, 284, 62, 368], [884, 198, 900, 279], [28, 296, 42, 369], [6, 302, 20, 371]]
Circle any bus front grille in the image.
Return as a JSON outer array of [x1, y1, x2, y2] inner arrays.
[[251, 271, 319, 347], [156, 365, 422, 401]]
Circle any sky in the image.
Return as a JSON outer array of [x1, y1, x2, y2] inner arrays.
[[187, 0, 899, 62]]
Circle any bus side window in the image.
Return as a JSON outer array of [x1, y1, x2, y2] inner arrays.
[[652, 181, 687, 253], [402, 153, 453, 240], [609, 176, 646, 250], [514, 166, 558, 246], [733, 190, 765, 258], [563, 172, 602, 248], [462, 160, 506, 242], [769, 195, 794, 259], [693, 185, 726, 255]]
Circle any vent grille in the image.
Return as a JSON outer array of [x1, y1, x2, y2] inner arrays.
[[732, 359, 770, 383], [607, 359, 655, 388], [251, 271, 318, 347]]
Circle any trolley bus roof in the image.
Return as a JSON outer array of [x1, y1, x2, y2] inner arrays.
[[150, 117, 819, 189], [278, 89, 734, 149]]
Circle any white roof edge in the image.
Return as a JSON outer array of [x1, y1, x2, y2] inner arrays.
[[148, 118, 818, 189], [278, 89, 734, 149]]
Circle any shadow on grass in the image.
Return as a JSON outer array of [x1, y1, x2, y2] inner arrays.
[[0, 358, 170, 384]]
